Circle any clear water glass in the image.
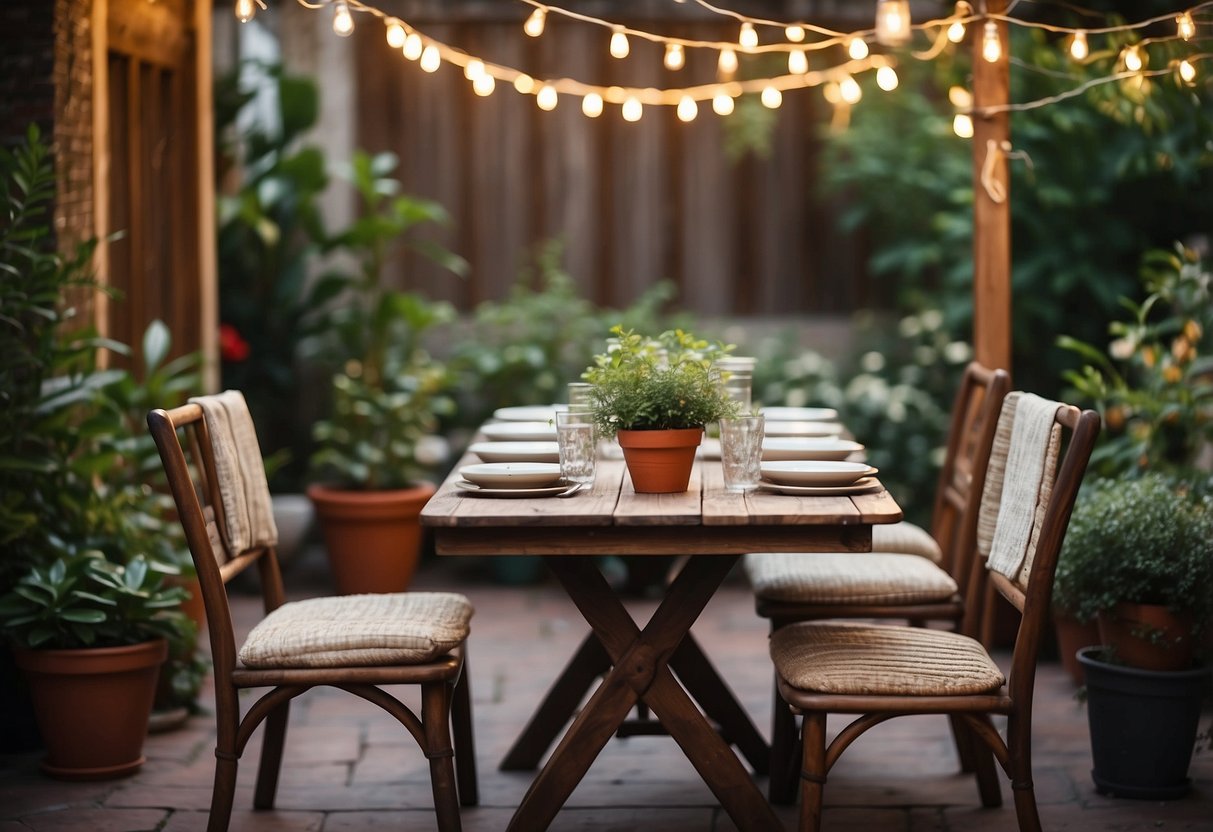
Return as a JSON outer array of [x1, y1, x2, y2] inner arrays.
[[556, 411, 596, 484], [716, 356, 757, 413], [720, 415, 764, 493], [567, 382, 593, 414]]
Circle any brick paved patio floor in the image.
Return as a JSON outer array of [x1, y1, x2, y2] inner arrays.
[[2, 549, 1210, 831]]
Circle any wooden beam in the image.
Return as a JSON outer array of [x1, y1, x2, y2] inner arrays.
[[971, 2, 1012, 374]]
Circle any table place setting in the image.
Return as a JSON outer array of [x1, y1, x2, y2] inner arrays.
[[760, 437, 865, 461], [491, 403, 568, 422], [456, 462, 579, 498], [761, 419, 844, 437], [760, 405, 839, 422], [480, 420, 559, 442], [468, 440, 560, 463], [756, 459, 883, 496]]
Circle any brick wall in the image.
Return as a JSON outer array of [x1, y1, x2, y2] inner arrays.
[[53, 0, 95, 250]]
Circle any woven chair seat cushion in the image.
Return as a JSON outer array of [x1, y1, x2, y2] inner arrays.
[[239, 592, 473, 669], [744, 552, 959, 605], [872, 521, 943, 563], [771, 621, 1006, 696]]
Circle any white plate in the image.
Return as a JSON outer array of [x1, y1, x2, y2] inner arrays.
[[763, 420, 844, 438], [469, 441, 560, 463], [761, 438, 865, 461], [492, 404, 567, 422], [459, 462, 564, 488], [481, 421, 558, 442], [759, 477, 883, 496], [455, 481, 570, 498], [698, 438, 722, 460], [760, 460, 877, 487], [761, 406, 839, 422]]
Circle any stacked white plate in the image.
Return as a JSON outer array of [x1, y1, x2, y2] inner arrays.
[[762, 420, 844, 438], [457, 462, 567, 497], [491, 404, 567, 422], [481, 421, 558, 442], [759, 460, 881, 496], [761, 406, 839, 422], [469, 441, 560, 463], [761, 438, 864, 462]]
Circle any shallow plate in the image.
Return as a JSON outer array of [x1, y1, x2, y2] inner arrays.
[[698, 438, 722, 460], [760, 460, 877, 487], [481, 421, 559, 442], [455, 481, 570, 498], [762, 420, 844, 438], [468, 441, 560, 463], [459, 462, 563, 488], [492, 404, 567, 422], [759, 477, 883, 496], [761, 406, 839, 422], [761, 438, 865, 461]]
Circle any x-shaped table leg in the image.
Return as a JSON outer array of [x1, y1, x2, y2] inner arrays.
[[505, 555, 783, 832]]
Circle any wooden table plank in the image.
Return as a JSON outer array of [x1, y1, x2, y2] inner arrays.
[[613, 462, 703, 526]]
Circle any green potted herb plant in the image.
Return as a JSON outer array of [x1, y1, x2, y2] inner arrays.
[[584, 326, 740, 493], [304, 151, 465, 594]]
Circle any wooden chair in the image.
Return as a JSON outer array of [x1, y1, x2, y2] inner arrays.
[[745, 362, 1011, 801], [148, 396, 477, 832], [770, 395, 1100, 831]]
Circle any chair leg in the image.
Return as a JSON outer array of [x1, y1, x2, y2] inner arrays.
[[207, 753, 239, 832], [948, 714, 978, 773], [1007, 712, 1041, 831], [253, 700, 290, 810], [423, 681, 463, 832], [798, 711, 827, 832], [769, 676, 801, 805], [970, 714, 1004, 809], [451, 653, 479, 807]]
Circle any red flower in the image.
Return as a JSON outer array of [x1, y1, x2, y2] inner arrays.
[[219, 324, 250, 363]]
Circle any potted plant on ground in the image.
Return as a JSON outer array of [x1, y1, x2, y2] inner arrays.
[[584, 326, 740, 493], [304, 151, 465, 594]]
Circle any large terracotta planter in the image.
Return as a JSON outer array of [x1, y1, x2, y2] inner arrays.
[[14, 639, 168, 779], [617, 428, 704, 494], [1097, 602, 1196, 671], [307, 482, 436, 594], [1054, 611, 1101, 685]]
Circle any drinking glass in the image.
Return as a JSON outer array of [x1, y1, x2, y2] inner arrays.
[[716, 356, 757, 413], [720, 415, 764, 493], [567, 382, 593, 414], [556, 411, 596, 484]]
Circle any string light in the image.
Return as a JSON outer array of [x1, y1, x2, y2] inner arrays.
[[622, 96, 643, 121], [385, 20, 406, 48], [1124, 44, 1144, 72], [761, 86, 783, 108], [420, 44, 442, 72], [848, 38, 869, 60], [875, 0, 912, 46], [234, 0, 258, 24], [582, 92, 604, 117], [464, 59, 485, 81], [718, 48, 738, 76], [664, 44, 685, 70], [953, 112, 975, 138], [524, 7, 546, 37], [789, 49, 808, 74], [739, 22, 759, 50], [877, 65, 899, 91], [785, 25, 806, 43], [677, 95, 698, 121], [536, 84, 558, 110], [403, 32, 423, 60], [473, 74, 495, 96], [1070, 31, 1089, 61], [981, 21, 1002, 63], [514, 73, 535, 94], [1179, 58, 1197, 82], [947, 19, 967, 43], [332, 0, 355, 37], [1177, 11, 1197, 40], [610, 28, 630, 59], [839, 74, 862, 103], [712, 91, 735, 115]]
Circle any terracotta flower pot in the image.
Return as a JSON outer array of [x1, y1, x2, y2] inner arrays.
[[1054, 611, 1101, 685], [1097, 602, 1196, 672], [617, 428, 704, 494], [307, 482, 436, 594], [14, 639, 168, 780]]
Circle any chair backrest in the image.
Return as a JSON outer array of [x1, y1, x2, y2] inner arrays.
[[962, 394, 1100, 702], [928, 362, 1011, 580], [147, 401, 288, 679]]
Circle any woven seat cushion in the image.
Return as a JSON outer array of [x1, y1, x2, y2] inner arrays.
[[744, 552, 958, 605], [239, 592, 473, 669], [771, 621, 1005, 696], [872, 521, 943, 563]]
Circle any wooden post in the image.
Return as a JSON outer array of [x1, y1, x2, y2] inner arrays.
[[971, 1, 1012, 374]]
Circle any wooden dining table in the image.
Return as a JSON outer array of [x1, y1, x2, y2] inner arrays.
[[421, 444, 903, 832]]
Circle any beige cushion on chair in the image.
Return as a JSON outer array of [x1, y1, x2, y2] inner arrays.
[[240, 592, 473, 668], [872, 521, 943, 563], [744, 552, 958, 605], [770, 621, 1005, 696]]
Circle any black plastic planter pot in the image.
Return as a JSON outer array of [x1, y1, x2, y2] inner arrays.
[[1078, 646, 1210, 800]]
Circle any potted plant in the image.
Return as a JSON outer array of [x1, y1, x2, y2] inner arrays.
[[584, 326, 740, 493], [304, 151, 465, 594]]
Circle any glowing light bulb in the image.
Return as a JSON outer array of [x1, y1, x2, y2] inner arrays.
[[823, 82, 841, 104], [875, 0, 911, 46], [712, 92, 735, 115], [386, 21, 406, 48], [848, 38, 869, 60], [582, 93, 604, 117], [464, 59, 484, 81], [948, 85, 972, 109], [403, 33, 423, 60], [420, 45, 441, 73], [514, 74, 535, 94], [473, 74, 495, 96], [788, 49, 808, 74], [536, 84, 558, 111], [610, 29, 630, 59], [664, 44, 685, 71], [524, 8, 546, 38], [718, 48, 738, 75], [332, 0, 354, 37], [785, 25, 805, 43], [677, 95, 698, 122], [981, 21, 1002, 63], [234, 0, 256, 24], [839, 74, 862, 104], [1179, 59, 1197, 83], [953, 112, 974, 138], [1124, 44, 1143, 72], [739, 22, 758, 50], [1178, 12, 1196, 41], [622, 97, 643, 122], [1069, 31, 1088, 61], [877, 65, 899, 91], [947, 20, 966, 43], [760, 86, 782, 108]]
